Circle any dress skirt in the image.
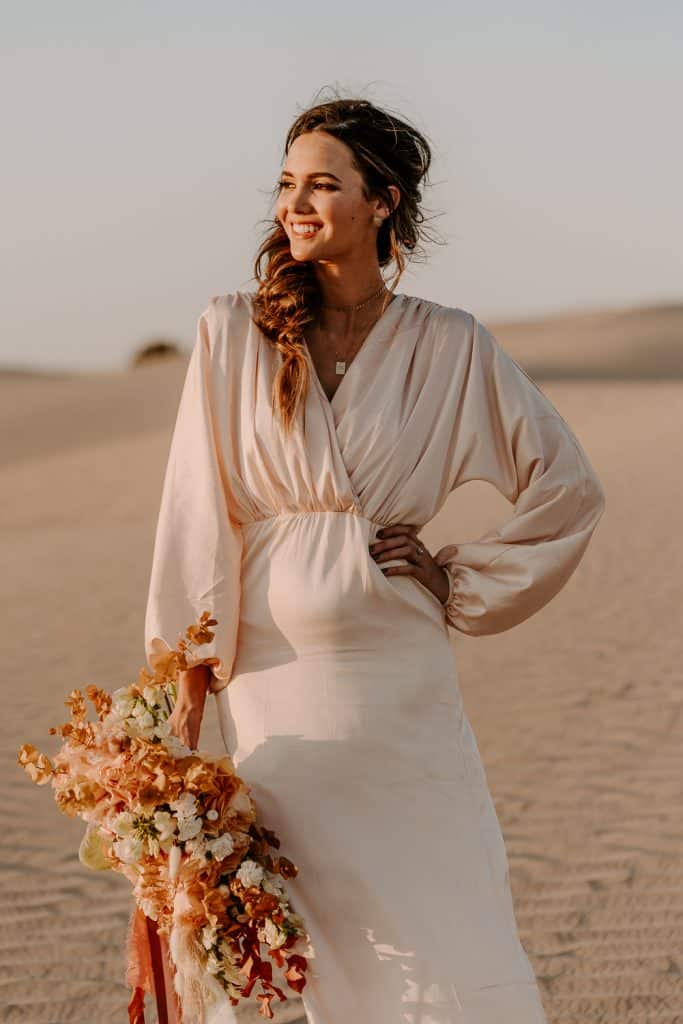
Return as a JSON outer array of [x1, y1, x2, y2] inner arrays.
[[213, 509, 548, 1023]]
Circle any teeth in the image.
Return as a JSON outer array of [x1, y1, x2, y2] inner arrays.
[[292, 224, 321, 235]]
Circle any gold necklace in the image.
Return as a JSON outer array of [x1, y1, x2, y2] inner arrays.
[[321, 282, 388, 313], [319, 284, 392, 376]]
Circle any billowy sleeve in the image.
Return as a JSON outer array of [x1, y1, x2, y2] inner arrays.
[[144, 302, 242, 693], [433, 315, 606, 635]]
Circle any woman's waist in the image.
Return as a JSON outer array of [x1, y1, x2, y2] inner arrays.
[[238, 529, 447, 647]]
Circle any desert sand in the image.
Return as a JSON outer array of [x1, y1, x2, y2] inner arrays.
[[1, 301, 681, 1022]]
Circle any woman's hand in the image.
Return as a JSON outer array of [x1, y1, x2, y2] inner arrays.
[[167, 664, 211, 750], [369, 524, 450, 605]]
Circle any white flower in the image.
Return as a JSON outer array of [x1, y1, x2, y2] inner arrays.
[[112, 688, 136, 718], [184, 835, 208, 861], [113, 835, 145, 864], [236, 859, 264, 888], [205, 809, 219, 821], [257, 918, 287, 948], [164, 734, 193, 759], [177, 815, 202, 842], [126, 703, 156, 738], [153, 720, 170, 740], [207, 833, 234, 861], [153, 811, 176, 841], [171, 793, 203, 841], [112, 811, 136, 837], [171, 792, 199, 819], [100, 709, 126, 738], [138, 710, 155, 731], [142, 685, 165, 708], [262, 872, 285, 897]]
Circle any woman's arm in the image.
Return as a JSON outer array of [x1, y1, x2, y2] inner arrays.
[[144, 300, 243, 697], [433, 315, 606, 635], [167, 664, 211, 750]]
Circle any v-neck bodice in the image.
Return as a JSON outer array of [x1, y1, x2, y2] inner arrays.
[[303, 291, 407, 411]]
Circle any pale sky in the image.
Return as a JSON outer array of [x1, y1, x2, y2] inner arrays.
[[1, 1, 680, 370]]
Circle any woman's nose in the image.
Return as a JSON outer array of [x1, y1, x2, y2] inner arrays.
[[291, 195, 315, 213], [283, 184, 313, 207]]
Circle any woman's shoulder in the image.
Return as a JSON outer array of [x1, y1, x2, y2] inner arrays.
[[405, 293, 484, 354], [406, 295, 530, 390], [197, 291, 256, 360], [202, 290, 254, 326]]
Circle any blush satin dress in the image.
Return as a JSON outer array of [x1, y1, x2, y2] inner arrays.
[[144, 290, 605, 1023]]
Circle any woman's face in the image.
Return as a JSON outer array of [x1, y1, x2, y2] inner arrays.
[[275, 130, 397, 264]]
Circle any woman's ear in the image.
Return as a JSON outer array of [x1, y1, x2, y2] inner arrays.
[[387, 184, 401, 215], [373, 185, 400, 224]]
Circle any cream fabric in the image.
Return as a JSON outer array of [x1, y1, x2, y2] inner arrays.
[[144, 291, 605, 1023]]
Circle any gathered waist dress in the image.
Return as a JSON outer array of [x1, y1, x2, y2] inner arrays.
[[145, 289, 605, 1023]]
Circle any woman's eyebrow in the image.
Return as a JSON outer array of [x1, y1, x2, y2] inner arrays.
[[280, 170, 342, 182]]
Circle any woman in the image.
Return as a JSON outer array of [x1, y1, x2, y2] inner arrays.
[[145, 96, 605, 1023]]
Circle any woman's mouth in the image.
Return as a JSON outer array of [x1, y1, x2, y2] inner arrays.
[[291, 223, 322, 238]]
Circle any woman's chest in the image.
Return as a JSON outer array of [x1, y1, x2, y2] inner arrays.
[[303, 324, 376, 403], [216, 315, 458, 528]]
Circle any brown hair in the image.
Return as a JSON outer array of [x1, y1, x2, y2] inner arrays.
[[250, 87, 442, 435]]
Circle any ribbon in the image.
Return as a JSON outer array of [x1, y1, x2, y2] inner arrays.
[[126, 902, 182, 1024]]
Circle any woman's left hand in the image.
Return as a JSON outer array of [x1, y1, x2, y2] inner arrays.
[[369, 524, 450, 605]]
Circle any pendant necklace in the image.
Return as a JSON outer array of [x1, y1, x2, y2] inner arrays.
[[320, 283, 391, 376]]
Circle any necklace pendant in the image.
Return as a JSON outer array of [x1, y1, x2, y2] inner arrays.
[[335, 360, 346, 376]]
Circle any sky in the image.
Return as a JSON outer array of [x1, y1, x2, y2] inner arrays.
[[1, 1, 680, 370]]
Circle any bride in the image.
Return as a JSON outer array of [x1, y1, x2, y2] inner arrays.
[[144, 91, 605, 1023]]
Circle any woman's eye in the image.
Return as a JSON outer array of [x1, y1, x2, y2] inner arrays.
[[276, 181, 334, 191]]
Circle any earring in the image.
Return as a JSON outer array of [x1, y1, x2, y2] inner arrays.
[[374, 214, 384, 226]]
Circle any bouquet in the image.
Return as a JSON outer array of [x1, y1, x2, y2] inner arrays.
[[17, 612, 311, 1022]]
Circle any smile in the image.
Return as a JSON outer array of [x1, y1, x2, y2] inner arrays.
[[291, 224, 322, 236]]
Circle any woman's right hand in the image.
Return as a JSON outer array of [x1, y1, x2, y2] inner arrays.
[[167, 664, 211, 750]]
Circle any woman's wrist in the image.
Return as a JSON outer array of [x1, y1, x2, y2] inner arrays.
[[168, 665, 210, 749], [176, 664, 211, 707]]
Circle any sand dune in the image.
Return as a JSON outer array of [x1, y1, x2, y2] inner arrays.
[[2, 299, 681, 1021], [487, 300, 683, 379]]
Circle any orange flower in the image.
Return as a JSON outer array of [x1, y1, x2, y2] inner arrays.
[[17, 744, 54, 785], [84, 684, 112, 720]]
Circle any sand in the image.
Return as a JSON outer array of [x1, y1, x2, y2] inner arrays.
[[2, 303, 681, 1022]]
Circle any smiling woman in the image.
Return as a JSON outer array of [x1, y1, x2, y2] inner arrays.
[[248, 94, 437, 436], [144, 90, 605, 1024]]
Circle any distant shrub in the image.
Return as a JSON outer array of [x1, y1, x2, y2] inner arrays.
[[131, 339, 186, 367]]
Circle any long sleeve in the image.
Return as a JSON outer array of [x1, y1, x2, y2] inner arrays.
[[433, 315, 606, 636], [144, 303, 242, 693]]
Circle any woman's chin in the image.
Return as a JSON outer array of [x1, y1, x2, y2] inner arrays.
[[290, 245, 326, 263]]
